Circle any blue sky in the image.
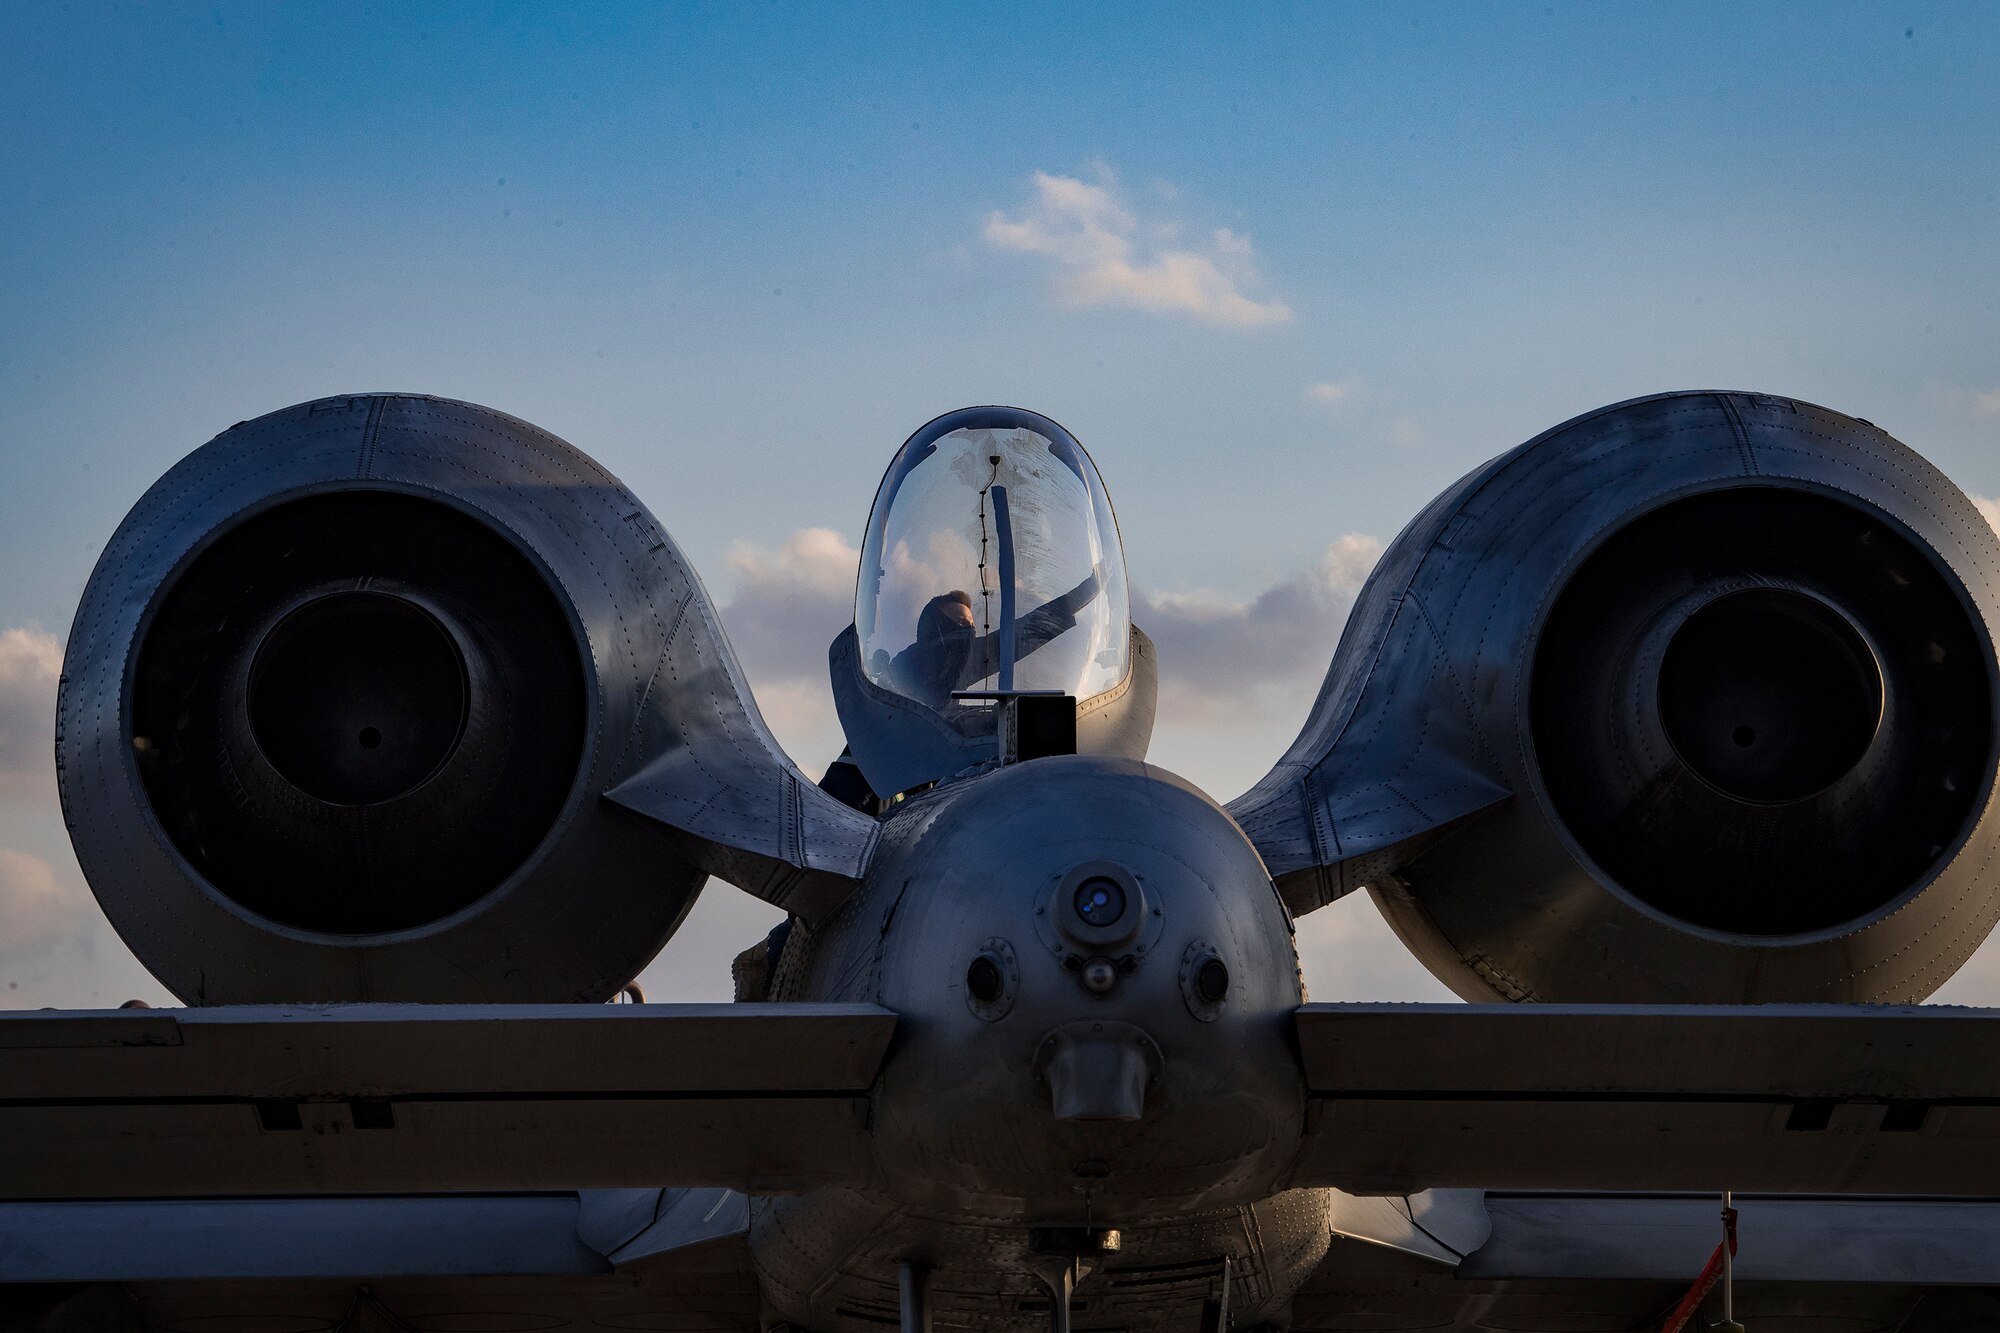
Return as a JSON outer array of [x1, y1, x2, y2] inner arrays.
[[2, 3, 1998, 1007]]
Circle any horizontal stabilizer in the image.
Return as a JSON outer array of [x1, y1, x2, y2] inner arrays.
[[0, 1003, 895, 1199]]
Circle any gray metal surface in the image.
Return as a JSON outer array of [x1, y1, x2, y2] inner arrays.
[[749, 755, 1330, 1331], [0, 1003, 895, 1198], [58, 393, 877, 1002], [0, 1195, 609, 1281], [576, 1186, 751, 1267], [1294, 1003, 2000, 1195], [599, 1188, 752, 1267], [1463, 1193, 2000, 1284], [14, 1258, 765, 1333], [1231, 391, 2000, 1004], [1326, 1190, 1491, 1267], [1077, 624, 1158, 759], [827, 622, 998, 797]]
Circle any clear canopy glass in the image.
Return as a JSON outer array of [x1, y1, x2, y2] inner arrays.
[[856, 408, 1131, 718]]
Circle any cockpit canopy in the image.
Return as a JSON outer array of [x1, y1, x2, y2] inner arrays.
[[856, 407, 1132, 715]]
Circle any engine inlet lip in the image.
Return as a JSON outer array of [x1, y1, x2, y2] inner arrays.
[[120, 478, 601, 948]]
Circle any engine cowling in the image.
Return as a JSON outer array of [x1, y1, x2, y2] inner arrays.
[[1265, 392, 2000, 1003], [59, 395, 708, 1004]]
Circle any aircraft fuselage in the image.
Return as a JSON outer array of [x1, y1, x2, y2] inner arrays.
[[750, 756, 1330, 1328]]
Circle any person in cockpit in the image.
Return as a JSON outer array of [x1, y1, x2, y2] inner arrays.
[[890, 569, 1104, 710], [834, 407, 1135, 804]]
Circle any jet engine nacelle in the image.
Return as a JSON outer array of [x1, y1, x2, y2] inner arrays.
[[1247, 392, 2000, 1003], [59, 395, 712, 1004]]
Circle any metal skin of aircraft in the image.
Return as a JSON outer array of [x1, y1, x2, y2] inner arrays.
[[8, 392, 2000, 1333]]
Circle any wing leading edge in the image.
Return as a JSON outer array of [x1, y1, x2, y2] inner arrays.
[[1292, 1003, 2000, 1196], [0, 1003, 895, 1199]]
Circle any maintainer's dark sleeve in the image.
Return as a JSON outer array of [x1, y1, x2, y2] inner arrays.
[[947, 569, 1105, 693]]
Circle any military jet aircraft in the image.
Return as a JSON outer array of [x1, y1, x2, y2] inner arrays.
[[8, 391, 2000, 1333]]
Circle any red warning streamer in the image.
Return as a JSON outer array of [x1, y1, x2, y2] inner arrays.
[[1660, 1206, 1738, 1333]]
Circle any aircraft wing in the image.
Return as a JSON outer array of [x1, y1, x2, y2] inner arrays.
[[0, 1003, 895, 1199], [0, 1187, 765, 1331], [1291, 1003, 2000, 1195]]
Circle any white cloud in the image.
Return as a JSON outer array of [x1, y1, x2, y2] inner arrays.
[[1305, 381, 1355, 407], [0, 841, 169, 1011], [1296, 891, 1460, 1003], [714, 528, 862, 773], [1975, 389, 2000, 416], [719, 528, 859, 686], [1137, 533, 1382, 722], [0, 847, 96, 1005], [1211, 226, 1254, 257], [983, 169, 1291, 328], [0, 848, 84, 950], [0, 627, 61, 804], [1973, 494, 2000, 533], [1135, 535, 1385, 801], [725, 526, 858, 594]]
